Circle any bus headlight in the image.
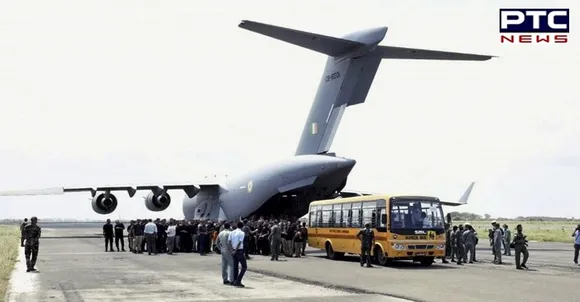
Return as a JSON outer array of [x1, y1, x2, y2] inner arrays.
[[436, 244, 445, 250], [391, 243, 405, 250]]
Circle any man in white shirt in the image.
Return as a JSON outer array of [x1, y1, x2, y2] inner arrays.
[[144, 219, 158, 255], [216, 222, 234, 284], [166, 220, 177, 255], [228, 221, 247, 287]]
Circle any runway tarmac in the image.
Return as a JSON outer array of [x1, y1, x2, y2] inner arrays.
[[5, 227, 580, 302]]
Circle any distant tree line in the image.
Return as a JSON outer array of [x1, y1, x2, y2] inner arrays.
[[448, 211, 579, 222]]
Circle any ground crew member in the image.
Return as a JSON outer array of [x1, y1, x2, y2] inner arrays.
[[216, 222, 233, 284], [455, 224, 464, 265], [503, 224, 512, 256], [269, 220, 282, 261], [444, 223, 452, 258], [114, 220, 125, 252], [23, 216, 41, 272], [144, 219, 158, 255], [493, 222, 503, 264], [102, 219, 114, 252], [300, 222, 308, 256], [512, 224, 529, 269], [357, 222, 375, 267], [20, 218, 28, 247], [451, 225, 459, 262], [463, 223, 476, 263]]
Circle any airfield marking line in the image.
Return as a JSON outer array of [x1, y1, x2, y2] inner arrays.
[[5, 247, 39, 301]]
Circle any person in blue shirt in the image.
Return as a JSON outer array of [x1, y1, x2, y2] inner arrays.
[[572, 225, 580, 265]]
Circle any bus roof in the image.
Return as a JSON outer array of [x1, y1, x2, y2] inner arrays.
[[310, 195, 440, 206]]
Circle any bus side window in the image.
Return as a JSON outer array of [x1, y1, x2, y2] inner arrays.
[[371, 210, 377, 228]]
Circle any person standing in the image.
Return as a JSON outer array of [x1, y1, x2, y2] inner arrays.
[[292, 223, 303, 258], [357, 222, 375, 267], [166, 220, 177, 255], [492, 222, 503, 264], [462, 223, 476, 264], [127, 221, 135, 252], [268, 220, 282, 261], [455, 224, 464, 265], [513, 224, 529, 269], [144, 219, 158, 255], [572, 225, 580, 265], [450, 225, 459, 262], [300, 222, 308, 256], [229, 221, 247, 287], [23, 216, 41, 272], [217, 222, 234, 284], [102, 219, 114, 252], [20, 218, 28, 247], [132, 220, 144, 254], [114, 220, 126, 252], [503, 224, 512, 256]]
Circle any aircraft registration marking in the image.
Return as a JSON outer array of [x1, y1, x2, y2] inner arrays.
[[324, 71, 340, 82]]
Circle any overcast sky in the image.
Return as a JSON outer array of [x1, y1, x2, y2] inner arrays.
[[0, 0, 578, 220]]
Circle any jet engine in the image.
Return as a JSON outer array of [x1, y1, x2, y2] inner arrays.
[[91, 192, 118, 215], [145, 191, 171, 211]]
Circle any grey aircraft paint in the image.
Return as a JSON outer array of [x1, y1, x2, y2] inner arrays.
[[0, 20, 493, 221]]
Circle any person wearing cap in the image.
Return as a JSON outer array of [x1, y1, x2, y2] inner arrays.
[[357, 222, 375, 267], [23, 216, 41, 272]]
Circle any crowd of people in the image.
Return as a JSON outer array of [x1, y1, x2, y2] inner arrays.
[[443, 220, 531, 269], [100, 217, 308, 285]]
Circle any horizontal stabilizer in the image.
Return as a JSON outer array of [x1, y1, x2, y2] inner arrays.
[[238, 20, 363, 57], [378, 46, 494, 61], [440, 182, 475, 206]]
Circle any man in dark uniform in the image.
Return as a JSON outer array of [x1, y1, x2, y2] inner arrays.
[[103, 219, 114, 252], [513, 224, 529, 270], [114, 220, 126, 251], [23, 216, 41, 272], [20, 218, 28, 247], [455, 224, 464, 265], [198, 222, 208, 256], [357, 222, 375, 267]]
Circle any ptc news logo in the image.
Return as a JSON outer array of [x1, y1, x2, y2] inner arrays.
[[500, 9, 569, 43]]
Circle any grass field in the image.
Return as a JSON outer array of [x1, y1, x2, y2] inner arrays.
[[467, 221, 580, 243], [0, 225, 19, 301]]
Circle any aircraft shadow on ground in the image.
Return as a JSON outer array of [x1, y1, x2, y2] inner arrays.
[[311, 255, 457, 270]]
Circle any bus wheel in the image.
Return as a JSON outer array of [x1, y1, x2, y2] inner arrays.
[[325, 242, 338, 260], [419, 257, 434, 266], [374, 246, 390, 266]]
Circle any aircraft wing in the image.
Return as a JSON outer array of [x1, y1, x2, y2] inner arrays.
[[0, 183, 225, 199], [439, 182, 475, 206], [377, 46, 495, 61]]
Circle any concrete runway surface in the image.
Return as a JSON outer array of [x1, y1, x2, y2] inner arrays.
[[5, 226, 580, 302]]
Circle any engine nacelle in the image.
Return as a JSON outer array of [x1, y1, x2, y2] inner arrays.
[[91, 192, 118, 215], [145, 192, 171, 212]]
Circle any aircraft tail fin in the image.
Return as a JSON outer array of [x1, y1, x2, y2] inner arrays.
[[238, 20, 363, 57], [440, 182, 475, 206], [238, 20, 494, 155]]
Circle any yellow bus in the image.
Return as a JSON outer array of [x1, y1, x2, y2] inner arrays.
[[307, 184, 473, 266]]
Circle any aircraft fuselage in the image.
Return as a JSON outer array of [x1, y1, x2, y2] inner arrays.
[[182, 154, 355, 220]]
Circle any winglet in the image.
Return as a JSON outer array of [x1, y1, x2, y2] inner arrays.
[[440, 182, 475, 206]]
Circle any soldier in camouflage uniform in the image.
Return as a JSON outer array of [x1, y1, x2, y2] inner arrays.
[[357, 222, 375, 267], [23, 216, 41, 272]]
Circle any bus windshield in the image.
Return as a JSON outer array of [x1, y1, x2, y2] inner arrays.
[[390, 200, 444, 230]]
